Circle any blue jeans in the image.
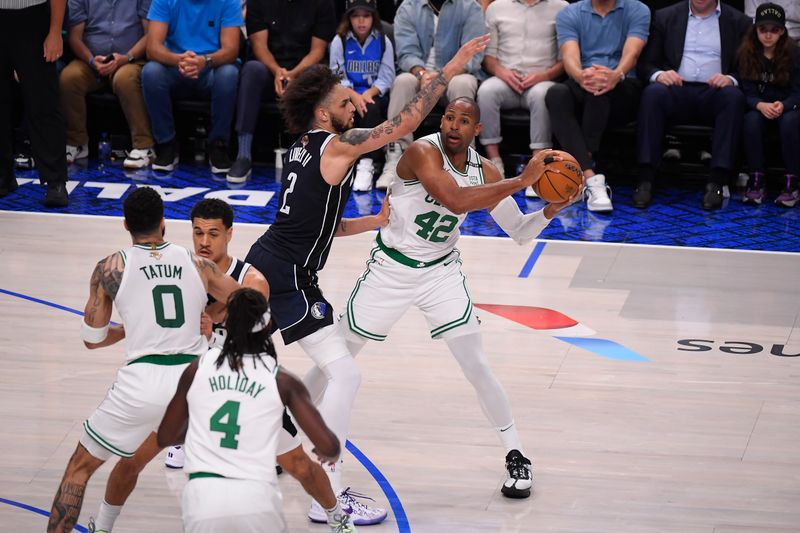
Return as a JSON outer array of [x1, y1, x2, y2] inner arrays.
[[141, 61, 239, 144]]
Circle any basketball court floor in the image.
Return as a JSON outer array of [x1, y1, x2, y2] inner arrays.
[[1, 162, 799, 532]]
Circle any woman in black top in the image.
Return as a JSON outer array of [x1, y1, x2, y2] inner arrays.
[[738, 2, 800, 207]]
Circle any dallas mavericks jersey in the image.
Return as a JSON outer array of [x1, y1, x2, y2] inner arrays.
[[341, 31, 385, 93], [380, 132, 485, 262], [257, 130, 355, 271], [207, 257, 277, 359], [184, 348, 283, 483], [114, 242, 208, 363]]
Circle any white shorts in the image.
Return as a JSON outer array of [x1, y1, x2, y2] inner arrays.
[[345, 247, 480, 341], [183, 477, 287, 533], [80, 358, 191, 461]]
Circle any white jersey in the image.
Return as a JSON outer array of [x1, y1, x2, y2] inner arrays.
[[381, 132, 486, 263], [184, 348, 284, 484], [115, 242, 208, 363]]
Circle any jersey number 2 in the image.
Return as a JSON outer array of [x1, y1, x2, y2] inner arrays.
[[279, 172, 298, 215], [414, 211, 458, 243], [152, 285, 185, 328], [210, 400, 241, 449]]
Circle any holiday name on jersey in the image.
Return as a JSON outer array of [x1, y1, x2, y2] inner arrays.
[[209, 374, 268, 398]]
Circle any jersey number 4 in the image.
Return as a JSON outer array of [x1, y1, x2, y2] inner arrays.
[[414, 211, 459, 243], [278, 172, 298, 215], [210, 400, 241, 449], [152, 285, 185, 328]]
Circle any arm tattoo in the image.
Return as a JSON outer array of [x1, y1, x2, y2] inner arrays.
[[398, 72, 447, 123], [47, 481, 86, 533], [193, 254, 220, 277], [97, 253, 124, 299], [339, 128, 372, 146]]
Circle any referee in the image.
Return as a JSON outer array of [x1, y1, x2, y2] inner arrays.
[[0, 0, 69, 207]]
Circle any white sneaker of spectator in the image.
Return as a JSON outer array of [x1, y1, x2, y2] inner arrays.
[[376, 143, 403, 190], [353, 158, 374, 192], [123, 148, 155, 169], [66, 144, 88, 164], [490, 156, 505, 178], [584, 174, 613, 212]]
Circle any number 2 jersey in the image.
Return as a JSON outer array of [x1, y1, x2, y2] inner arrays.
[[184, 348, 284, 483], [114, 242, 208, 364], [255, 130, 355, 271], [379, 132, 486, 263]]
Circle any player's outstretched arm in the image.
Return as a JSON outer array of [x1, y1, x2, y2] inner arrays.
[[404, 144, 554, 214], [157, 359, 199, 448], [192, 253, 242, 305], [334, 192, 391, 237], [324, 34, 490, 176], [277, 368, 340, 464], [81, 252, 126, 349]]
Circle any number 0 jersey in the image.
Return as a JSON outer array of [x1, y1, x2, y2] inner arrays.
[[115, 242, 208, 363], [184, 348, 284, 483], [256, 130, 355, 271], [380, 132, 486, 263]]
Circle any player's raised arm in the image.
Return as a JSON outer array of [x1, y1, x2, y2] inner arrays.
[[157, 359, 199, 447], [276, 368, 340, 464], [81, 252, 126, 349], [327, 34, 490, 166]]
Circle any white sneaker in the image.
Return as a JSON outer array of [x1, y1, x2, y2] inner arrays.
[[353, 158, 374, 192], [662, 148, 681, 160], [123, 148, 155, 169], [309, 488, 387, 526], [490, 156, 505, 178], [165, 445, 185, 469], [376, 142, 403, 190], [584, 174, 613, 212], [66, 144, 88, 164], [699, 150, 712, 162]]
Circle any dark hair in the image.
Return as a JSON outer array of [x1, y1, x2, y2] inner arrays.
[[736, 25, 796, 86], [280, 64, 342, 134], [217, 288, 273, 372], [191, 198, 234, 228], [336, 7, 382, 40], [123, 187, 163, 236], [447, 96, 481, 122]]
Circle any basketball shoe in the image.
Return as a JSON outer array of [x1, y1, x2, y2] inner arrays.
[[309, 488, 387, 526], [165, 445, 185, 468], [86, 517, 107, 533], [501, 449, 533, 498]]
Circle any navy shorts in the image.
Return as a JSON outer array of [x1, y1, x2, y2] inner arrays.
[[245, 242, 334, 345]]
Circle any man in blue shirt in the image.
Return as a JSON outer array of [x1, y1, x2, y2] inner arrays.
[[61, 0, 155, 170], [142, 0, 243, 174], [545, 0, 650, 212], [636, 0, 751, 210]]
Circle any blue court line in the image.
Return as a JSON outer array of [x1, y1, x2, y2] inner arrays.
[[0, 288, 410, 532], [518, 241, 547, 278], [0, 497, 88, 532], [346, 440, 410, 533]]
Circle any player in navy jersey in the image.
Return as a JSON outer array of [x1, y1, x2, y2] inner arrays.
[[244, 35, 490, 524]]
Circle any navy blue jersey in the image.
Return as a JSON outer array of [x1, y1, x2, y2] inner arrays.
[[256, 130, 355, 271]]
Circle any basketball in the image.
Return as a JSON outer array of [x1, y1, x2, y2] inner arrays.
[[532, 150, 583, 203]]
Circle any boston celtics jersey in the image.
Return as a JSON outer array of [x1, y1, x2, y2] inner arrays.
[[184, 348, 283, 483], [115, 242, 208, 363], [379, 132, 485, 263]]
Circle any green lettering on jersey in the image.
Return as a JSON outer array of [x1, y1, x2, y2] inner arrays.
[[209, 377, 219, 393]]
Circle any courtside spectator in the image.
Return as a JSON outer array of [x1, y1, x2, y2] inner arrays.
[[545, 0, 650, 212], [745, 0, 799, 42], [62, 0, 155, 169], [142, 0, 242, 173]]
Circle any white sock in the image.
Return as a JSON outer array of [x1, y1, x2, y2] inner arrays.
[[445, 333, 525, 455], [95, 500, 122, 532], [325, 500, 344, 524]]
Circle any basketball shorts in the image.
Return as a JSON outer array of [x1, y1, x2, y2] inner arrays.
[[80, 359, 191, 461], [276, 408, 302, 456], [245, 243, 334, 345], [345, 245, 480, 341], [183, 477, 287, 533]]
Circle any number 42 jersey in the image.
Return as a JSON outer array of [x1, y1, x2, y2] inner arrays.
[[380, 132, 486, 263], [114, 242, 208, 363]]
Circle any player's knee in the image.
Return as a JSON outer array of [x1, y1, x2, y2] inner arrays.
[[65, 444, 103, 482]]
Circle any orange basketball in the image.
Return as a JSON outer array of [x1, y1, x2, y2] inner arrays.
[[532, 150, 583, 203]]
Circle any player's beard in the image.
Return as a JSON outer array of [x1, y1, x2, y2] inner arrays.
[[331, 115, 351, 134]]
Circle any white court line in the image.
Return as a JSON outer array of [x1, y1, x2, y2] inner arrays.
[[1, 209, 797, 257]]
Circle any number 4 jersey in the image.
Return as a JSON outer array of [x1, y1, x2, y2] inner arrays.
[[380, 132, 486, 263], [115, 242, 208, 363]]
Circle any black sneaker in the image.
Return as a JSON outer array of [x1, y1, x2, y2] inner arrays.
[[226, 157, 252, 183], [632, 180, 653, 209], [501, 449, 533, 499], [702, 182, 723, 211], [152, 140, 178, 172], [209, 140, 231, 174], [43, 181, 69, 207]]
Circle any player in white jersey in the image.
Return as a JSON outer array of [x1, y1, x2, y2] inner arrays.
[[47, 187, 241, 533], [307, 98, 582, 500], [157, 288, 342, 533]]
